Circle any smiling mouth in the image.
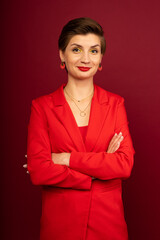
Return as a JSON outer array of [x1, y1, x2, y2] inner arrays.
[[77, 67, 91, 72]]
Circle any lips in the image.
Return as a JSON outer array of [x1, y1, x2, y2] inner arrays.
[[77, 67, 91, 72]]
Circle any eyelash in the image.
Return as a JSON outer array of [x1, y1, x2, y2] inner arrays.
[[72, 48, 99, 54], [72, 48, 82, 53], [90, 49, 98, 54]]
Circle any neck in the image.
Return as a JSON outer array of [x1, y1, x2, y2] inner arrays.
[[64, 77, 94, 100]]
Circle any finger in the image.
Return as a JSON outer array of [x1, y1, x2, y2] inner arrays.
[[108, 133, 118, 149], [111, 142, 120, 153], [26, 171, 29, 174], [113, 133, 123, 145], [108, 134, 120, 151], [109, 134, 123, 153], [23, 164, 28, 168], [107, 133, 118, 153], [25, 154, 27, 158], [111, 136, 123, 150], [107, 132, 124, 153], [116, 132, 123, 141], [110, 133, 118, 144], [113, 142, 120, 152], [110, 132, 122, 146], [118, 135, 124, 143], [109, 141, 120, 153], [111, 136, 124, 152]]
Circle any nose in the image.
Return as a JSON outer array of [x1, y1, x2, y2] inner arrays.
[[80, 51, 90, 64]]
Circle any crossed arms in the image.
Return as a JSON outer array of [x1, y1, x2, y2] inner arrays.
[[26, 98, 135, 190]]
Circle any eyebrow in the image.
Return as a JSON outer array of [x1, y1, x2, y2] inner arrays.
[[70, 43, 100, 48]]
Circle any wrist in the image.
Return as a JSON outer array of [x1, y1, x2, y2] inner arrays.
[[66, 153, 71, 166], [62, 153, 71, 166]]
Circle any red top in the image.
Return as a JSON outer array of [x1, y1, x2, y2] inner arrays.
[[78, 125, 88, 143]]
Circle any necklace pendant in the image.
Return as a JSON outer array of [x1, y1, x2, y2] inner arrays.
[[80, 111, 86, 117]]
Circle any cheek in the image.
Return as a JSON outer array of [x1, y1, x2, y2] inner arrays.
[[91, 55, 101, 65], [93, 59, 101, 67], [66, 56, 80, 66]]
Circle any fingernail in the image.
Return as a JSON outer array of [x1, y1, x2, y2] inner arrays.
[[119, 132, 122, 135]]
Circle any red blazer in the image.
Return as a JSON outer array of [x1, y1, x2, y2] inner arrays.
[[27, 83, 135, 240]]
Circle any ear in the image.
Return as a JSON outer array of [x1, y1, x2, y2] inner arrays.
[[59, 49, 65, 62]]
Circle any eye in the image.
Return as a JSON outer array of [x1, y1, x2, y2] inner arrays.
[[90, 49, 98, 54], [72, 48, 82, 53]]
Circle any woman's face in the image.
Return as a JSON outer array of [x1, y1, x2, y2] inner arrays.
[[59, 33, 103, 81]]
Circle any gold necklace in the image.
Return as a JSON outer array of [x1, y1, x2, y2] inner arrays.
[[64, 88, 94, 117], [64, 87, 94, 102]]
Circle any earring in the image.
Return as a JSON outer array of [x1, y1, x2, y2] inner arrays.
[[98, 63, 102, 71], [60, 61, 65, 69]]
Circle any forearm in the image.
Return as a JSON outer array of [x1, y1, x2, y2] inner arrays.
[[69, 149, 134, 180], [27, 155, 92, 189], [68, 126, 135, 180], [54, 131, 134, 181]]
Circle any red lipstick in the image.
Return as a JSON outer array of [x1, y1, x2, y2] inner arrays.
[[78, 67, 91, 72]]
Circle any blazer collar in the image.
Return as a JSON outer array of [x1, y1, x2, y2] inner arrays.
[[51, 83, 110, 152], [52, 83, 109, 106]]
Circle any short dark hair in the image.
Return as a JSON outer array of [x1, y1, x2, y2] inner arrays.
[[58, 17, 106, 55]]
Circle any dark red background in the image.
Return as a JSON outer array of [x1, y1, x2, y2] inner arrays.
[[2, 0, 160, 239]]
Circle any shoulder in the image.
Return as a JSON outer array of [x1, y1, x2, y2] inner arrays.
[[31, 83, 66, 109], [31, 88, 59, 109], [32, 92, 53, 104], [95, 84, 124, 105]]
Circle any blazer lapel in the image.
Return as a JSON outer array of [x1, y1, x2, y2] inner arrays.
[[85, 83, 110, 152], [52, 83, 86, 152], [51, 83, 110, 153]]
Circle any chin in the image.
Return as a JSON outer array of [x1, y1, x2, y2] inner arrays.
[[77, 74, 95, 81], [78, 70, 96, 78]]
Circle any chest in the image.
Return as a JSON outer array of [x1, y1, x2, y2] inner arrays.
[[65, 99, 92, 127], [45, 100, 116, 154]]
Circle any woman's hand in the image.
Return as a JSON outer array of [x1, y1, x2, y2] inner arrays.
[[51, 152, 71, 167], [23, 155, 29, 174], [23, 163, 29, 173], [107, 132, 124, 153]]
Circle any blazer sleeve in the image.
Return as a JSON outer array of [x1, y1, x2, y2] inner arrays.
[[69, 97, 135, 180], [27, 99, 92, 190]]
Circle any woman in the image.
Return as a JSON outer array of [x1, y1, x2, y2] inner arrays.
[[26, 17, 135, 240]]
